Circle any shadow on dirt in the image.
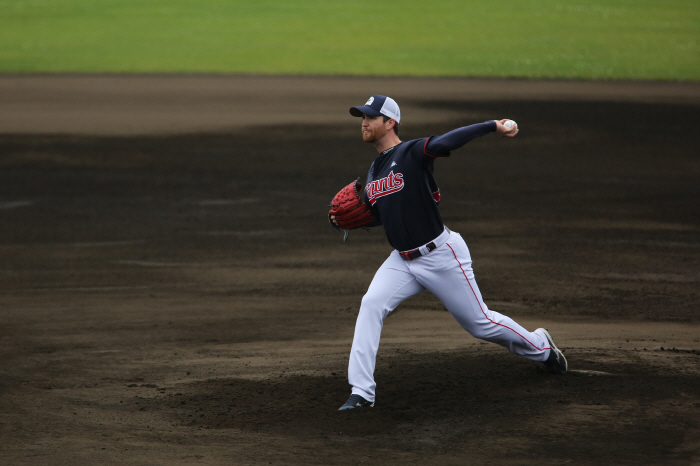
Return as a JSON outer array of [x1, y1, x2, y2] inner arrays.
[[136, 349, 698, 463]]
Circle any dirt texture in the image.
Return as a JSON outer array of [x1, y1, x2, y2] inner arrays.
[[1, 75, 699, 465]]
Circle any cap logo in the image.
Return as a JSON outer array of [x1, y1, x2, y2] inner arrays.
[[365, 97, 374, 106]]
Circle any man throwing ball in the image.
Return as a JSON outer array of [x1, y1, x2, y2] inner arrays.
[[332, 95, 567, 411]]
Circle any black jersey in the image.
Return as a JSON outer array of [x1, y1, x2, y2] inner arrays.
[[365, 137, 447, 251], [364, 121, 496, 252]]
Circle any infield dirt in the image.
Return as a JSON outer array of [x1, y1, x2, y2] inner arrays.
[[1, 75, 699, 465]]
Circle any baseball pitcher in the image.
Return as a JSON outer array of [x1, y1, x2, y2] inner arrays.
[[329, 95, 568, 411]]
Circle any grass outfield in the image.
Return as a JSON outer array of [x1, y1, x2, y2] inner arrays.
[[1, 0, 698, 80]]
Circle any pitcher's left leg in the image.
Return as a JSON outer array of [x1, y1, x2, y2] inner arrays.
[[415, 232, 549, 361]]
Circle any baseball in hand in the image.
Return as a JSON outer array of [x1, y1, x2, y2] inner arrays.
[[504, 120, 518, 133]]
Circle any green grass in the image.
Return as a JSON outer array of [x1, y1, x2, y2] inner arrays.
[[1, 0, 698, 80]]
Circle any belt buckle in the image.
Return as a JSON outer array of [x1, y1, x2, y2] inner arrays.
[[400, 249, 419, 261]]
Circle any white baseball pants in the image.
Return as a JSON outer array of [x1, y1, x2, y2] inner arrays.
[[348, 229, 551, 402]]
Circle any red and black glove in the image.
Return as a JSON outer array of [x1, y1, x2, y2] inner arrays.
[[328, 179, 377, 241]]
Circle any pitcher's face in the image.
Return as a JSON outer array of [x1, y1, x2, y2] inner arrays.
[[361, 114, 390, 143]]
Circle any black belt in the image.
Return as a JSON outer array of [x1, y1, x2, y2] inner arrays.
[[399, 241, 437, 261]]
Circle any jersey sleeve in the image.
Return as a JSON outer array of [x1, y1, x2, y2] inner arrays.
[[423, 120, 497, 158], [405, 137, 445, 165]]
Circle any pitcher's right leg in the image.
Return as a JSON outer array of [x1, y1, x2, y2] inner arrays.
[[424, 233, 549, 361], [347, 251, 425, 402]]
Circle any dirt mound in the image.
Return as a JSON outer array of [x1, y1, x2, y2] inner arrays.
[[1, 76, 698, 465]]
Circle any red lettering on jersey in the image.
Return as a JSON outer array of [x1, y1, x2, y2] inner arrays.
[[365, 171, 404, 206]]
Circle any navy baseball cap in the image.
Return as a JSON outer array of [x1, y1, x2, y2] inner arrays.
[[349, 95, 401, 124]]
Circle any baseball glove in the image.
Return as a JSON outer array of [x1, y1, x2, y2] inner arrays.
[[328, 178, 376, 241]]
